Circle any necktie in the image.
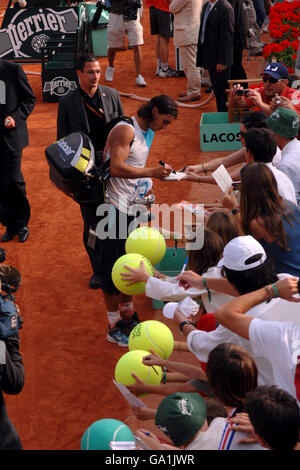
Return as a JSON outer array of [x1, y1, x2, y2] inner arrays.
[[200, 3, 212, 44]]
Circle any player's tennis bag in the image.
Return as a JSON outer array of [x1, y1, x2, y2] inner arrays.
[[45, 116, 133, 204]]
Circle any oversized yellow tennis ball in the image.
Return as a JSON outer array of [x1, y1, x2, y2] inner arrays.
[[125, 227, 166, 265], [111, 253, 154, 295], [114, 349, 162, 387], [128, 320, 174, 359]]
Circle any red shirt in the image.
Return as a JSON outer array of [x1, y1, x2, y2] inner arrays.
[[244, 83, 300, 115], [145, 0, 171, 13]]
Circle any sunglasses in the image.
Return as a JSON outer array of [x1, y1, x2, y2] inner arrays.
[[262, 75, 279, 84], [239, 131, 246, 138]]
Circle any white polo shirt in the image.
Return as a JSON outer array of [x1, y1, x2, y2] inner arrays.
[[267, 162, 297, 205], [187, 274, 300, 387], [249, 317, 300, 402], [279, 138, 300, 206]]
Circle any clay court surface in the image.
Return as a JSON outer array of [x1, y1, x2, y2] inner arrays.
[[0, 1, 264, 449]]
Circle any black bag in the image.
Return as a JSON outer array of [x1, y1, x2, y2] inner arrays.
[[45, 116, 134, 204]]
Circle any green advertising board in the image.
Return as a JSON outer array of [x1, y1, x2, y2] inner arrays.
[[200, 112, 242, 152], [79, 2, 109, 57]]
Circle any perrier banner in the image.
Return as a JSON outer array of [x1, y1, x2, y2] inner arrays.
[[0, 6, 78, 60]]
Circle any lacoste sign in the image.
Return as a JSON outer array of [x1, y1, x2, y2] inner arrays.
[[0, 7, 78, 59]]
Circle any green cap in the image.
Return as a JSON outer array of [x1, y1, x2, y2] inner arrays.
[[266, 107, 299, 139], [155, 392, 207, 446]]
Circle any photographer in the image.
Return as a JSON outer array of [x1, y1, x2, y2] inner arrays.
[[105, 0, 147, 87], [229, 62, 300, 115], [0, 266, 24, 450]]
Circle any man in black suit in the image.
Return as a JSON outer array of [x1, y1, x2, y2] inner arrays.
[[196, 0, 235, 112], [0, 60, 36, 243], [57, 55, 124, 289]]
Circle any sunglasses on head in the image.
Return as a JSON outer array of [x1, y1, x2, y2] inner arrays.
[[262, 75, 279, 84]]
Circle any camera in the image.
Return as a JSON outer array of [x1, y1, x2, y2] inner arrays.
[[236, 89, 249, 97], [123, 0, 142, 21]]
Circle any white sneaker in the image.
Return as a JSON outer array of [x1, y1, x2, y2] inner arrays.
[[105, 66, 114, 82], [156, 66, 161, 75], [136, 74, 147, 87], [159, 66, 177, 78]]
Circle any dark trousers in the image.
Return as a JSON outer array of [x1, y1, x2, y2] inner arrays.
[[0, 149, 30, 231], [252, 0, 266, 28], [80, 202, 136, 294], [80, 202, 102, 277], [208, 67, 231, 112], [230, 46, 248, 86]]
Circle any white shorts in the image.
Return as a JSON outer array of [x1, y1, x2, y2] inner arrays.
[[107, 12, 144, 48]]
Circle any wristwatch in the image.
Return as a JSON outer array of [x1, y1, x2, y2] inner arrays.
[[179, 320, 194, 333]]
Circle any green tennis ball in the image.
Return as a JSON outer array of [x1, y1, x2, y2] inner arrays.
[[114, 349, 162, 387], [125, 227, 166, 265], [111, 253, 153, 295], [128, 320, 174, 359], [80, 418, 135, 450]]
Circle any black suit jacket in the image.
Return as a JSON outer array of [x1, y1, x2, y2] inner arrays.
[[56, 85, 124, 141], [0, 60, 36, 152], [196, 0, 235, 70]]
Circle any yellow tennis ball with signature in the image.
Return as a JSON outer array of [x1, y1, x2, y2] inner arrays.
[[114, 350, 162, 388], [128, 320, 174, 359]]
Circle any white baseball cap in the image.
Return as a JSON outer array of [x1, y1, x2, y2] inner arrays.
[[217, 235, 266, 271]]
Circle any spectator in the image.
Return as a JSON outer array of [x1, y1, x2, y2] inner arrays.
[[206, 211, 243, 246], [169, 0, 203, 102], [0, 333, 24, 449], [242, 0, 264, 56], [206, 342, 264, 450], [105, 0, 147, 87], [57, 55, 124, 290], [134, 344, 263, 450], [245, 386, 300, 451], [266, 107, 300, 205], [145, 0, 177, 77], [174, 235, 300, 386], [196, 0, 235, 112], [243, 128, 297, 204], [213, 275, 300, 402], [135, 392, 228, 450], [228, 0, 247, 83], [229, 62, 300, 115], [0, 271, 24, 450], [183, 110, 282, 183], [0, 59, 36, 243], [223, 162, 300, 277]]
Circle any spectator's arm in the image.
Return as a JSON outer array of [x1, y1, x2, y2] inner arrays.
[[214, 277, 300, 340]]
